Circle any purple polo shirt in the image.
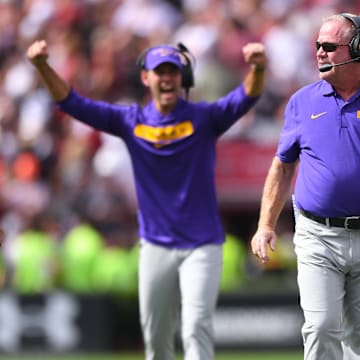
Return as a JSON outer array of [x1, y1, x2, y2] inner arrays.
[[57, 86, 258, 248], [276, 80, 360, 217]]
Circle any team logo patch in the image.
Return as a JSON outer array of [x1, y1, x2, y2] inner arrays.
[[134, 121, 194, 146], [151, 48, 186, 65]]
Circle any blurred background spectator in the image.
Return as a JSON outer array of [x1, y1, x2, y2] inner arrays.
[[0, 0, 358, 295]]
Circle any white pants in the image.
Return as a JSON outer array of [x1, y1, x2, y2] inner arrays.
[[294, 214, 360, 360], [139, 241, 223, 360]]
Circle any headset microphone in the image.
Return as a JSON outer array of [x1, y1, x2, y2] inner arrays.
[[319, 57, 360, 72]]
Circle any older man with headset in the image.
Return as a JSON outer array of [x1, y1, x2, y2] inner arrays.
[[251, 12, 360, 360]]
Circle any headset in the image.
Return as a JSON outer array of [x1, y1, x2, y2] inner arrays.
[[137, 43, 195, 99], [341, 13, 360, 61]]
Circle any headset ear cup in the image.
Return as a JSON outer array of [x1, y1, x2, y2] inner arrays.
[[181, 56, 194, 89], [176, 44, 195, 89], [341, 13, 360, 61], [350, 35, 360, 60]]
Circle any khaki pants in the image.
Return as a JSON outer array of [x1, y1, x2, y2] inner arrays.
[[139, 240, 223, 360], [294, 214, 360, 360]]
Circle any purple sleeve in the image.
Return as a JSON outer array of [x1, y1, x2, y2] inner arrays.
[[56, 89, 134, 136], [276, 95, 300, 163], [211, 84, 260, 135]]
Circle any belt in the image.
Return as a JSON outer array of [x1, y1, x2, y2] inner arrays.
[[300, 209, 360, 230]]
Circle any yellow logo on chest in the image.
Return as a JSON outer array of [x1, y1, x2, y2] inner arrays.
[[134, 121, 194, 145]]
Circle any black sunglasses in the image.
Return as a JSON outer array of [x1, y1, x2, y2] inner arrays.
[[316, 41, 349, 52]]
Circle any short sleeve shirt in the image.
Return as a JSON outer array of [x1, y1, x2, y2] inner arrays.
[[276, 80, 360, 217]]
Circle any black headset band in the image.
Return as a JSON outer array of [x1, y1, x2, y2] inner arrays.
[[341, 13, 360, 30], [340, 13, 360, 60]]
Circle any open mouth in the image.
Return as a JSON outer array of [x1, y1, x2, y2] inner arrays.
[[160, 86, 175, 94]]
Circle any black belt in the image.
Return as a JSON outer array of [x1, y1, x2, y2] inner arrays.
[[300, 209, 360, 230]]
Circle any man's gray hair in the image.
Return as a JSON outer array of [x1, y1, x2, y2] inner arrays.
[[323, 13, 358, 42]]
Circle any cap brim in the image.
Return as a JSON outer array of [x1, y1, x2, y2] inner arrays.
[[146, 59, 182, 70]]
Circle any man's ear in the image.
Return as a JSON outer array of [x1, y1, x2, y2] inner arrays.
[[140, 69, 150, 87]]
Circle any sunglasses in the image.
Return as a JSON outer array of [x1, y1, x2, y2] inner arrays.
[[315, 41, 349, 52]]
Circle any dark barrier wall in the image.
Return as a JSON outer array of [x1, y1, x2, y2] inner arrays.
[[0, 292, 142, 353], [0, 292, 302, 354], [213, 294, 303, 350]]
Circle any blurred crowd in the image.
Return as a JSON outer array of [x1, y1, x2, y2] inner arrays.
[[0, 0, 358, 292]]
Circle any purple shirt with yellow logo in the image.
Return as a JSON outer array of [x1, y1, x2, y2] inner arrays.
[[276, 80, 360, 217], [57, 86, 258, 248]]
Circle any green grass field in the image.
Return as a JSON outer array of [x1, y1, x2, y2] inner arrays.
[[0, 350, 303, 360]]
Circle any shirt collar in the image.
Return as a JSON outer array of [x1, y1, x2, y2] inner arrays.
[[320, 80, 360, 102], [143, 97, 187, 124], [319, 80, 336, 97]]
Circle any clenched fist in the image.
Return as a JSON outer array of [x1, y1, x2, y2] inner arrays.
[[26, 40, 70, 101], [27, 40, 49, 66], [242, 42, 267, 70]]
